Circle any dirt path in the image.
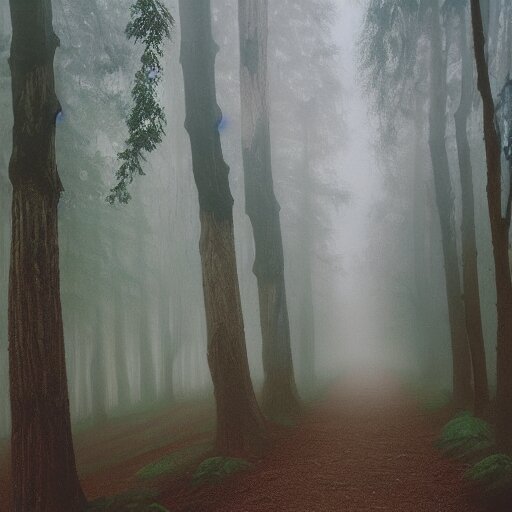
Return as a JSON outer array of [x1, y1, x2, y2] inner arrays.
[[162, 378, 483, 512], [0, 378, 485, 511]]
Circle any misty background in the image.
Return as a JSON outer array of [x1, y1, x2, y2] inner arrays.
[[0, 0, 504, 437]]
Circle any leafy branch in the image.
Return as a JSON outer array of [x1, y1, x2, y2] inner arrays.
[[107, 0, 174, 204]]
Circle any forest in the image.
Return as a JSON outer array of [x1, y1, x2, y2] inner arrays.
[[1, 0, 512, 510]]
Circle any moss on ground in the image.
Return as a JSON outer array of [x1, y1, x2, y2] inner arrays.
[[137, 441, 212, 480], [192, 457, 253, 486]]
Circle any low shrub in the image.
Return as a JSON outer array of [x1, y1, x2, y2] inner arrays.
[[87, 490, 168, 511], [437, 413, 493, 459], [466, 454, 512, 496], [192, 456, 253, 486], [137, 441, 212, 480]]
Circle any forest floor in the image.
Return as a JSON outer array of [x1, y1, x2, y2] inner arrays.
[[0, 374, 488, 511]]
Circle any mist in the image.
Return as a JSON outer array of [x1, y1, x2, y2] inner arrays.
[[1, 0, 512, 511]]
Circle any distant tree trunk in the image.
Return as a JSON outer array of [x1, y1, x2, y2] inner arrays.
[[428, 0, 472, 406], [91, 305, 107, 423], [299, 109, 316, 391], [471, 0, 512, 452], [7, 0, 86, 510], [179, 0, 266, 454], [238, 0, 300, 420], [114, 290, 131, 409], [139, 292, 157, 404], [159, 283, 175, 401], [454, 6, 489, 417]]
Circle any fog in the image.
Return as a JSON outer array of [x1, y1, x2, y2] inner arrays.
[[1, 0, 512, 500], [0, 0, 503, 435]]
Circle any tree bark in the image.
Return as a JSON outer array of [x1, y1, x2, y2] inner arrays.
[[178, 0, 266, 455], [428, 0, 472, 406], [471, 0, 512, 452], [454, 5, 489, 417], [238, 0, 300, 421], [7, 0, 86, 510]]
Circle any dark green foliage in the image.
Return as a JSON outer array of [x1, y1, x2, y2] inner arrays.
[[137, 442, 212, 480], [108, 0, 174, 204], [87, 490, 169, 511], [437, 413, 494, 459], [192, 457, 253, 486], [466, 454, 512, 495]]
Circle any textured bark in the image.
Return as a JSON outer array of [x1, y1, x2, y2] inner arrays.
[[471, 0, 512, 452], [7, 0, 86, 510], [179, 0, 266, 454], [238, 0, 300, 420], [428, 1, 472, 406], [454, 7, 489, 417]]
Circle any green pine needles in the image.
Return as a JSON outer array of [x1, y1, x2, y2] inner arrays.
[[107, 0, 174, 204]]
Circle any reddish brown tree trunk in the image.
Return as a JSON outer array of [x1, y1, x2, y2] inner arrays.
[[428, 0, 472, 407], [238, 0, 300, 421], [179, 0, 266, 455], [454, 6, 489, 417], [471, 0, 512, 452], [8, 1, 86, 510]]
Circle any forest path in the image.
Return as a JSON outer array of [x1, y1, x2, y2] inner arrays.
[[163, 374, 483, 512]]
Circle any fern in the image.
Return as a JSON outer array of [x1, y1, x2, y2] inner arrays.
[[437, 413, 494, 459], [466, 454, 512, 495], [192, 457, 253, 486]]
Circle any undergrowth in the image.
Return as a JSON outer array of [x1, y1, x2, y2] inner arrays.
[[137, 441, 212, 480], [87, 490, 168, 511], [192, 457, 253, 486], [466, 454, 512, 497], [437, 413, 494, 459]]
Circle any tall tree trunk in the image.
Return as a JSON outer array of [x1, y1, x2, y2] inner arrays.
[[299, 111, 316, 391], [428, 0, 472, 406], [139, 292, 157, 404], [238, 0, 300, 420], [114, 290, 131, 409], [454, 6, 489, 417], [159, 282, 175, 401], [7, 0, 85, 510], [178, 0, 266, 455], [471, 0, 512, 452], [91, 305, 107, 423]]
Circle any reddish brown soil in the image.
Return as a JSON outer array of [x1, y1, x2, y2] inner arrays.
[[0, 378, 487, 511], [161, 378, 485, 512]]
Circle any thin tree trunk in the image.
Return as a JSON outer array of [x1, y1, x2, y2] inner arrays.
[[238, 0, 300, 420], [7, 0, 85, 509], [139, 292, 157, 404], [299, 112, 316, 391], [428, 0, 472, 406], [454, 6, 489, 416], [179, 0, 266, 455], [91, 305, 107, 423], [471, 0, 512, 452], [114, 290, 131, 409]]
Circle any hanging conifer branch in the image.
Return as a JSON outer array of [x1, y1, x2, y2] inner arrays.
[[107, 0, 174, 204]]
